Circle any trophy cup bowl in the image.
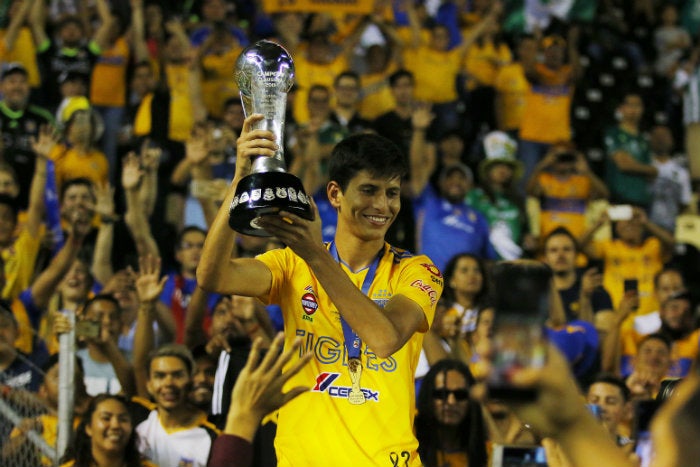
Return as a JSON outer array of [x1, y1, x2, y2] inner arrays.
[[228, 40, 313, 236]]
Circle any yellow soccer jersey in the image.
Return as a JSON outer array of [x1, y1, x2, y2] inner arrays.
[[256, 243, 443, 467]]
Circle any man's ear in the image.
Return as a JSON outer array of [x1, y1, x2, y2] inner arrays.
[[327, 181, 342, 209]]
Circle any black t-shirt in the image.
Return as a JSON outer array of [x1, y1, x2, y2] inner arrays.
[[37, 41, 100, 110], [0, 102, 54, 208], [0, 352, 44, 392], [558, 274, 614, 323]]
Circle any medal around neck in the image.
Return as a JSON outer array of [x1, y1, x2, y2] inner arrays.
[[229, 40, 313, 236], [347, 358, 366, 405]]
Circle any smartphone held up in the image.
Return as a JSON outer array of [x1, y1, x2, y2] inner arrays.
[[487, 260, 552, 401]]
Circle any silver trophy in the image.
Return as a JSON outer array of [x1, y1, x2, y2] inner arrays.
[[229, 40, 312, 236]]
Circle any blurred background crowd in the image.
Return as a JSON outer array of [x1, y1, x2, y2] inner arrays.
[[1, 0, 700, 466]]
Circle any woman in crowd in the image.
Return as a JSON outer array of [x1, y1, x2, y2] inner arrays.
[[423, 253, 490, 371], [415, 359, 489, 467], [59, 394, 154, 467]]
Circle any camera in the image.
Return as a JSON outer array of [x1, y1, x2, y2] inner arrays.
[[75, 320, 100, 339], [491, 444, 547, 467]]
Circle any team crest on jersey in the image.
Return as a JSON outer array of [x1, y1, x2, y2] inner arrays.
[[313, 372, 380, 402], [421, 263, 442, 278], [301, 286, 318, 322]]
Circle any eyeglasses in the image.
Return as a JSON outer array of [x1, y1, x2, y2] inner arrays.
[[433, 388, 469, 401]]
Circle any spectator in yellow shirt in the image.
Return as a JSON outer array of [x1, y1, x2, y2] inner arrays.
[[47, 108, 109, 193], [494, 34, 538, 135]]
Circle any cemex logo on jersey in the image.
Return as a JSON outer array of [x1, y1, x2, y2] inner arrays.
[[313, 372, 380, 402], [301, 286, 319, 322]]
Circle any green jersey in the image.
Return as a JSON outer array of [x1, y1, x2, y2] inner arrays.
[[604, 126, 652, 207]]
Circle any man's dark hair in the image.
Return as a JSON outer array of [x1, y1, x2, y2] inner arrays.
[[388, 69, 414, 87], [133, 60, 153, 72], [308, 84, 330, 98], [653, 267, 684, 289], [81, 293, 121, 316], [638, 332, 672, 352], [60, 177, 95, 202], [57, 15, 85, 33], [0, 193, 19, 223], [223, 96, 242, 110], [617, 90, 643, 108], [334, 70, 360, 87], [147, 344, 195, 378], [415, 359, 488, 467], [543, 226, 579, 252], [176, 225, 207, 250], [328, 133, 407, 191], [588, 373, 631, 402]]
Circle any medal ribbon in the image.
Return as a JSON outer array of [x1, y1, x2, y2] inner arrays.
[[329, 242, 384, 360]]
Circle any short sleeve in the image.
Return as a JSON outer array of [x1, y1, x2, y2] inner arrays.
[[393, 256, 444, 329], [255, 247, 292, 305]]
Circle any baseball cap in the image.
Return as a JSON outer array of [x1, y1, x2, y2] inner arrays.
[[440, 163, 473, 183], [1, 63, 28, 80]]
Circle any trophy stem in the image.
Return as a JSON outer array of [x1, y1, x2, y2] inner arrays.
[[251, 155, 287, 174]]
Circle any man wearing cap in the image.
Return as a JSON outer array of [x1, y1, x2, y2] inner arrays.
[[410, 121, 496, 271], [0, 63, 54, 209]]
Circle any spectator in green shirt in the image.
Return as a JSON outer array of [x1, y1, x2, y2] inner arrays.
[[603, 92, 658, 209]]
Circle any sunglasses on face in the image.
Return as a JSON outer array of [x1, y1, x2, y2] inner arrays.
[[433, 388, 469, 401]]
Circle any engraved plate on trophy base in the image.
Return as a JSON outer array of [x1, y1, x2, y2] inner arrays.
[[229, 171, 312, 237]]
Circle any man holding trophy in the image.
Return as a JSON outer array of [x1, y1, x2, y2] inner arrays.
[[198, 40, 443, 466]]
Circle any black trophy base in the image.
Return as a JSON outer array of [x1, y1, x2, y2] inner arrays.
[[228, 171, 313, 237]]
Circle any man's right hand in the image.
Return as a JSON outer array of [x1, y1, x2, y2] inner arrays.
[[235, 114, 278, 182]]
